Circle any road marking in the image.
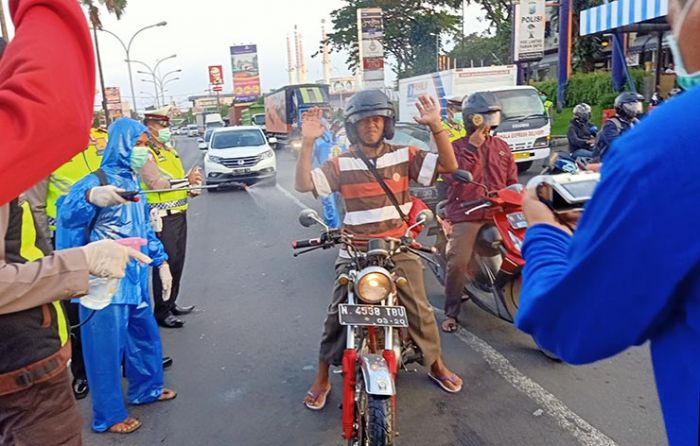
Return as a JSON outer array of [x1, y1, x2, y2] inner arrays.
[[275, 182, 617, 446], [276, 184, 311, 210], [433, 308, 618, 446]]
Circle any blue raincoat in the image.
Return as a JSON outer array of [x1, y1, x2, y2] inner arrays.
[[56, 118, 168, 432], [515, 87, 700, 445], [313, 128, 346, 229]]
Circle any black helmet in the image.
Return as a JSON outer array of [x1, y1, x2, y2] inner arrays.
[[462, 91, 502, 132], [344, 90, 395, 145], [614, 92, 644, 120]]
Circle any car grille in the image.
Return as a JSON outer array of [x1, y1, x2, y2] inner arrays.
[[220, 155, 261, 168]]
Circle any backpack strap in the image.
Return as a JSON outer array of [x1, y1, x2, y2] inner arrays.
[[93, 168, 108, 186], [354, 148, 410, 224]]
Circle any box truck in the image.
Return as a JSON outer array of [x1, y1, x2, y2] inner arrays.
[[398, 66, 550, 171]]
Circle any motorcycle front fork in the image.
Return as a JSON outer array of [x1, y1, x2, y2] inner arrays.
[[342, 292, 398, 441]]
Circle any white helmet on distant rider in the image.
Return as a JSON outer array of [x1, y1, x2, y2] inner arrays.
[[573, 103, 592, 122]]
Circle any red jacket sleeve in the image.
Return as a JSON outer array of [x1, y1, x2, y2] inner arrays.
[[0, 0, 95, 205]]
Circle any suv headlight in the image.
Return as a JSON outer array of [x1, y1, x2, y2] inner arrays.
[[261, 149, 274, 160], [208, 155, 224, 164], [354, 267, 393, 304]]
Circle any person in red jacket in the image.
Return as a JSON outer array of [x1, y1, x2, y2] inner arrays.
[[441, 92, 518, 333], [0, 0, 95, 206]]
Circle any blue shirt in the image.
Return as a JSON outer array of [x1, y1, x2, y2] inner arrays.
[[515, 87, 700, 446]]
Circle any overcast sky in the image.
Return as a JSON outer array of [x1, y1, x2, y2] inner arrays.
[[3, 0, 489, 111]]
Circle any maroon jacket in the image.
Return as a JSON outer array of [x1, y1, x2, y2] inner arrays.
[[444, 135, 518, 223]]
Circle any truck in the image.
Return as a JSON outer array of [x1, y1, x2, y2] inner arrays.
[[240, 103, 266, 132], [205, 113, 225, 130], [398, 65, 551, 171], [265, 84, 330, 151]]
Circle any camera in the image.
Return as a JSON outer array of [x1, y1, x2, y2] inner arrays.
[[526, 172, 601, 213]]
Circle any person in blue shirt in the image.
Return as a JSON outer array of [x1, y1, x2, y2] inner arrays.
[[592, 92, 642, 161], [515, 1, 700, 443], [57, 118, 177, 435], [312, 119, 346, 229]]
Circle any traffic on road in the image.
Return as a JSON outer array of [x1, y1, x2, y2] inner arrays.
[[1, 0, 698, 445]]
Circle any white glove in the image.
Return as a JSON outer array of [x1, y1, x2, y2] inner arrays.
[[88, 185, 128, 207], [159, 263, 173, 302], [82, 240, 152, 278]]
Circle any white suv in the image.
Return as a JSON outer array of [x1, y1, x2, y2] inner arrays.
[[203, 126, 277, 187]]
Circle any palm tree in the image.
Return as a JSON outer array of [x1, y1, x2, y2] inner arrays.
[[81, 0, 128, 29]]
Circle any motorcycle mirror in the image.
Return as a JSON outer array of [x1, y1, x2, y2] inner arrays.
[[299, 209, 321, 228], [416, 209, 434, 225], [453, 170, 473, 184]]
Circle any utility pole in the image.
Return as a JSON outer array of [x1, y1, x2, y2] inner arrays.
[[92, 26, 111, 126], [0, 1, 9, 42]]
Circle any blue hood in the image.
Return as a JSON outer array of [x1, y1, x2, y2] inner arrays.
[[101, 118, 148, 175]]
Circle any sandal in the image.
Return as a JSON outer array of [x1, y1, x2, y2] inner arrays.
[[303, 386, 331, 411], [441, 317, 459, 333], [108, 417, 142, 434], [158, 388, 177, 402], [429, 373, 463, 394]]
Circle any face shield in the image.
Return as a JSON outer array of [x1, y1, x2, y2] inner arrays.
[[623, 101, 643, 118]]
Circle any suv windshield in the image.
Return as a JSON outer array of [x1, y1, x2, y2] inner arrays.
[[211, 130, 266, 149], [492, 89, 546, 121], [252, 114, 266, 126]]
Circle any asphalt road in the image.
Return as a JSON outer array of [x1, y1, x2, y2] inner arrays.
[[78, 137, 666, 446]]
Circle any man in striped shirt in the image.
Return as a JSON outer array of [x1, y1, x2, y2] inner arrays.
[[295, 90, 463, 410]]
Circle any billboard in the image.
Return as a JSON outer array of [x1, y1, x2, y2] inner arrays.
[[513, 0, 546, 62], [105, 87, 121, 104], [208, 65, 224, 85], [230, 45, 261, 102], [357, 8, 385, 89], [330, 76, 359, 95]]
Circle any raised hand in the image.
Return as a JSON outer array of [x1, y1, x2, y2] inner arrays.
[[301, 107, 325, 141], [413, 95, 442, 132]]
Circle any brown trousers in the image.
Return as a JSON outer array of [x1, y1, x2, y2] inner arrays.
[[0, 369, 82, 446], [444, 221, 485, 321], [319, 252, 442, 367]]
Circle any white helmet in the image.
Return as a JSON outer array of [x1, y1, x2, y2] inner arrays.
[[573, 103, 592, 122]]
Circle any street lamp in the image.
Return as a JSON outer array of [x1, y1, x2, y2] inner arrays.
[[130, 55, 177, 108], [94, 21, 168, 116]]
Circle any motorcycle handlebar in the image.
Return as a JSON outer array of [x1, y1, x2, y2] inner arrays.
[[460, 199, 487, 209], [292, 238, 323, 249], [118, 191, 140, 202]]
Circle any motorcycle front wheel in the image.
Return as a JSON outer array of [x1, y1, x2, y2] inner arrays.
[[361, 393, 394, 446]]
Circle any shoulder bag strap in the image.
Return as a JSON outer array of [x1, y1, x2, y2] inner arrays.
[[354, 148, 409, 224]]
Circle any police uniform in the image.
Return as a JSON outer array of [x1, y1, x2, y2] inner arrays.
[[142, 113, 193, 327], [0, 199, 82, 445]]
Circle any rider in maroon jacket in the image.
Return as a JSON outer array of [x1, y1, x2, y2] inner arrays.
[[441, 92, 518, 333]]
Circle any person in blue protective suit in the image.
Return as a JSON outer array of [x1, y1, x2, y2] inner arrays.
[[56, 118, 177, 435], [312, 119, 346, 229], [516, 0, 700, 442]]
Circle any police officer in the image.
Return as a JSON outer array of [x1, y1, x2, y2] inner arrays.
[[142, 112, 202, 328], [442, 96, 467, 142]]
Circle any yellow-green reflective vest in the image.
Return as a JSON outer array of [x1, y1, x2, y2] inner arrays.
[[142, 146, 188, 212]]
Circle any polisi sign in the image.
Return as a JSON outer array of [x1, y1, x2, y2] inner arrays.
[[513, 0, 545, 62]]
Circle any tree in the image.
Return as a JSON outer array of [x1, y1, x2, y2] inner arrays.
[[326, 0, 462, 79], [448, 22, 511, 68], [80, 0, 128, 29]]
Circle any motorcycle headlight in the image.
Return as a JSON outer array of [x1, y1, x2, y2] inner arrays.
[[261, 149, 274, 160], [208, 155, 224, 164], [354, 267, 393, 304]]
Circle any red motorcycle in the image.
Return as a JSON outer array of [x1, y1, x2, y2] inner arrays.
[[428, 169, 527, 321]]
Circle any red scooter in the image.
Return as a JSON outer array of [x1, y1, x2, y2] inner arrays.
[[427, 170, 527, 322]]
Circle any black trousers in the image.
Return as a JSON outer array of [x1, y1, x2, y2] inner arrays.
[[64, 302, 86, 381], [152, 212, 188, 321]]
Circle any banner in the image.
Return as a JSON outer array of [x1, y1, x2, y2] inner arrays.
[[105, 87, 121, 104], [357, 8, 385, 89], [208, 65, 224, 85], [513, 0, 546, 62], [230, 45, 261, 102]]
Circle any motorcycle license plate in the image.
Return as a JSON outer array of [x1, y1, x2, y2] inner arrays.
[[338, 304, 409, 328], [507, 212, 528, 230]]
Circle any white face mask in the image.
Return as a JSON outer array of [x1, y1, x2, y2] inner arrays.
[[667, 0, 700, 90]]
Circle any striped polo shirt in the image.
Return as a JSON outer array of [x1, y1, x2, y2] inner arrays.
[[312, 144, 439, 239]]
